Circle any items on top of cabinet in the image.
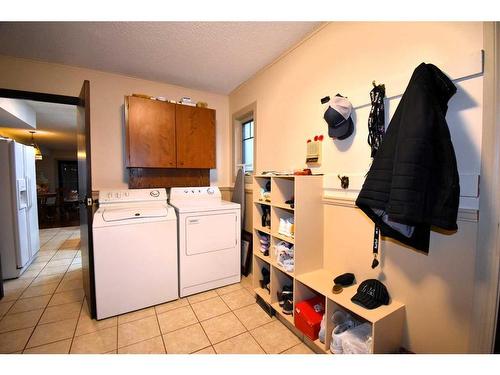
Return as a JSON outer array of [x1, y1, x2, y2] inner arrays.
[[322, 94, 354, 140], [332, 272, 355, 294], [351, 279, 390, 310], [293, 168, 312, 175], [179, 96, 196, 106]]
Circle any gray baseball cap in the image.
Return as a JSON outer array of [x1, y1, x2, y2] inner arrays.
[[324, 94, 354, 140]]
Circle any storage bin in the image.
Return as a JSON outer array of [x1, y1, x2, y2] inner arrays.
[[294, 296, 325, 340]]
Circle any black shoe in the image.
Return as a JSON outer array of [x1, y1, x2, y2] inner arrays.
[[277, 285, 293, 307], [260, 267, 270, 292], [282, 296, 293, 315]]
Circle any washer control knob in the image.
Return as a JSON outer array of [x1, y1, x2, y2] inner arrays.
[[150, 190, 160, 197], [207, 188, 214, 195]]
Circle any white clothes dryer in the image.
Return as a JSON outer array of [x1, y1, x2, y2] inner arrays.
[[93, 188, 178, 319], [169, 187, 241, 297]]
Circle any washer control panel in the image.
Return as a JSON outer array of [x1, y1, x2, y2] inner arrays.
[[169, 187, 221, 202], [99, 188, 167, 204]]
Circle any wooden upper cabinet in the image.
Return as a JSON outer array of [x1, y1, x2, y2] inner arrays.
[[175, 104, 216, 169], [125, 96, 176, 168]]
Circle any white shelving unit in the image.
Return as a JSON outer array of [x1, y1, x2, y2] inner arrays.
[[252, 174, 405, 354]]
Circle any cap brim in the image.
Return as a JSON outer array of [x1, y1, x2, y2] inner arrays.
[[351, 292, 382, 310], [329, 117, 354, 140]]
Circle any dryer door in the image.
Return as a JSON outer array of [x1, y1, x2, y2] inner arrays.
[[185, 212, 237, 255]]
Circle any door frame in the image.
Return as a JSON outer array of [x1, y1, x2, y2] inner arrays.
[[0, 86, 96, 317], [469, 22, 500, 353]]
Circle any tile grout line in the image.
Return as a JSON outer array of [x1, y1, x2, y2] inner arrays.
[[67, 295, 86, 354], [153, 307, 167, 354], [186, 298, 217, 354], [214, 291, 268, 354], [21, 230, 79, 352], [0, 246, 60, 317], [0, 230, 73, 352]]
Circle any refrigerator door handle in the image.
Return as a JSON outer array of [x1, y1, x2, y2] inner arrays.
[[26, 177, 31, 209]]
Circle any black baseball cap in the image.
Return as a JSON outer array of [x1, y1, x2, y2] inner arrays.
[[323, 94, 354, 140], [334, 273, 355, 287], [351, 279, 390, 310]]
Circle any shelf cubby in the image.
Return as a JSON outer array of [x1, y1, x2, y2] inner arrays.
[[253, 202, 271, 234], [270, 236, 294, 277], [270, 266, 294, 325], [253, 176, 272, 203], [271, 176, 295, 208], [271, 206, 295, 241], [252, 256, 271, 304], [254, 230, 271, 262]]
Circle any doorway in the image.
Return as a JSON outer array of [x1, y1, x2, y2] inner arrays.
[[0, 84, 96, 318], [0, 100, 80, 229]]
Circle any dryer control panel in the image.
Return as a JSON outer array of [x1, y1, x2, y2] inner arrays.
[[99, 188, 167, 205], [169, 187, 221, 203]]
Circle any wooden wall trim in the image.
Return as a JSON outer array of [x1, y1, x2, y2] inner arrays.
[[322, 196, 479, 223], [219, 186, 253, 194]]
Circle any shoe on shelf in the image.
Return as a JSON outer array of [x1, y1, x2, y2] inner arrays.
[[277, 284, 293, 307], [282, 295, 293, 315], [278, 218, 287, 236], [260, 267, 270, 292]]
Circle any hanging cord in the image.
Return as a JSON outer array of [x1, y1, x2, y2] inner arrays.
[[367, 84, 386, 158], [367, 83, 386, 268]]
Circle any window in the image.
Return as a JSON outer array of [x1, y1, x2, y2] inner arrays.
[[232, 102, 256, 184], [242, 119, 254, 174]]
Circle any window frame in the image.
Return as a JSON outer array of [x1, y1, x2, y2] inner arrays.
[[241, 118, 254, 174], [232, 102, 257, 185]]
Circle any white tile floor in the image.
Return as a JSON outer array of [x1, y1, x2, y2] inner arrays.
[[0, 227, 314, 354]]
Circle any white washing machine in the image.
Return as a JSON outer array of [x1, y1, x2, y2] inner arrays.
[[93, 188, 178, 319], [169, 187, 241, 297]]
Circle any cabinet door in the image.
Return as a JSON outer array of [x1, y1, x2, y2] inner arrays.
[[126, 96, 176, 168], [175, 105, 216, 168]]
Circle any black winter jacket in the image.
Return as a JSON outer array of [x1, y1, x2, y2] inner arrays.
[[356, 63, 460, 252]]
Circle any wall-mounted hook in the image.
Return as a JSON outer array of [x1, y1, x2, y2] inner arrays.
[[337, 175, 349, 189]]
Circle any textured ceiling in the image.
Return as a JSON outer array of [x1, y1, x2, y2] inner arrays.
[[0, 22, 321, 94], [0, 100, 76, 151]]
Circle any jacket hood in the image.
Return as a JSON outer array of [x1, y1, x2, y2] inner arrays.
[[411, 63, 457, 111]]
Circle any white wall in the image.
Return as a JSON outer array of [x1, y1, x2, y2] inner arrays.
[[230, 22, 485, 353], [0, 55, 231, 190]]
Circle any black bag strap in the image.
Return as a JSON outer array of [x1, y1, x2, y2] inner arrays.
[[372, 225, 380, 269], [368, 83, 386, 268], [367, 84, 386, 158]]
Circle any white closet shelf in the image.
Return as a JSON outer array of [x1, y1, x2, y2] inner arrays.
[[272, 232, 295, 244]]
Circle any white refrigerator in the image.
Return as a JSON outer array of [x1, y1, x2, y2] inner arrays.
[[0, 138, 40, 279]]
